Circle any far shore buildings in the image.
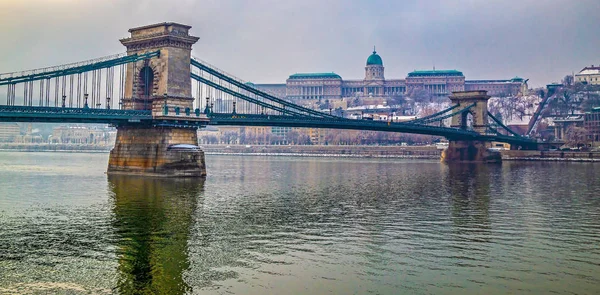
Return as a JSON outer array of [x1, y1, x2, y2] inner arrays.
[[252, 49, 528, 100], [51, 126, 116, 145], [575, 65, 600, 85], [0, 123, 20, 142]]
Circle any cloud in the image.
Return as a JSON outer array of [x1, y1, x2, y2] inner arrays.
[[0, 0, 598, 87]]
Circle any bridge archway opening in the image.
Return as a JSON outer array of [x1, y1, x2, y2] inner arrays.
[[139, 66, 155, 99], [460, 111, 474, 130]]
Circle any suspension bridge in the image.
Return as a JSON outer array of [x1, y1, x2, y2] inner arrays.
[[0, 23, 537, 176]]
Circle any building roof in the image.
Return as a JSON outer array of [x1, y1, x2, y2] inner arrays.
[[128, 22, 192, 32], [366, 49, 383, 66], [288, 73, 342, 79], [577, 65, 600, 75], [465, 79, 512, 84], [465, 77, 526, 84], [408, 70, 464, 77]]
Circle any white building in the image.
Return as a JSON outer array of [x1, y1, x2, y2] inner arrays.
[[575, 65, 600, 85]]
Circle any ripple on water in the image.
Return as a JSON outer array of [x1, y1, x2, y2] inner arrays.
[[0, 155, 600, 294]]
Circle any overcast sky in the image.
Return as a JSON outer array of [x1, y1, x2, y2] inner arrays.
[[0, 0, 598, 87]]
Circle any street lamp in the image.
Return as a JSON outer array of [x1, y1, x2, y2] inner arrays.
[[163, 93, 168, 115]]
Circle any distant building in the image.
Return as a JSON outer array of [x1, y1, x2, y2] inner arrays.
[[546, 83, 563, 96], [253, 49, 527, 100], [51, 126, 114, 145], [0, 123, 20, 142], [584, 107, 600, 144], [575, 65, 600, 85], [406, 70, 465, 95], [465, 77, 528, 96], [14, 124, 43, 143], [553, 116, 584, 141]]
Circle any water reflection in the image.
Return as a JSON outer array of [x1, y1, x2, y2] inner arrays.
[[444, 164, 492, 242], [108, 175, 204, 294]]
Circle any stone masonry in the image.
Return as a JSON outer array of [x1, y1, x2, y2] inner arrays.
[[108, 127, 205, 177], [108, 22, 206, 177]]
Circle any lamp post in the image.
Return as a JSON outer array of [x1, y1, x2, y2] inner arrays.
[[163, 93, 168, 115], [204, 97, 210, 114]]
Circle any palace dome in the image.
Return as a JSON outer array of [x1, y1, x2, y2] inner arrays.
[[366, 49, 383, 66]]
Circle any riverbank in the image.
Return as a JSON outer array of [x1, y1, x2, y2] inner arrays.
[[201, 145, 441, 158], [0, 143, 111, 153], [3, 143, 600, 162], [501, 150, 600, 162], [0, 143, 441, 158]]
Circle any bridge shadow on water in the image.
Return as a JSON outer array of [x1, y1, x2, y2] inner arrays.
[[107, 175, 205, 294]]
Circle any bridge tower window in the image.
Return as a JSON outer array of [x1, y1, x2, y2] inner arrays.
[[139, 66, 154, 99]]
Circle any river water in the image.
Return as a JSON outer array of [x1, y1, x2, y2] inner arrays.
[[0, 152, 599, 294]]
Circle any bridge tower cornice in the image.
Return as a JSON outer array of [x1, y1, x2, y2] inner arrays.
[[120, 22, 200, 51]]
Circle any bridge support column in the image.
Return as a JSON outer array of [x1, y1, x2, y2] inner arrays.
[[108, 22, 206, 177], [108, 126, 206, 177], [442, 91, 501, 163], [441, 140, 501, 163]]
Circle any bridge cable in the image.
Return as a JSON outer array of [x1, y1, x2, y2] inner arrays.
[[119, 65, 124, 109], [191, 73, 312, 117], [69, 75, 74, 108], [405, 104, 460, 124], [418, 103, 477, 125], [39, 80, 44, 107], [487, 111, 522, 137], [191, 58, 337, 119]]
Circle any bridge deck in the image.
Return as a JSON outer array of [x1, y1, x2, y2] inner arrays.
[[0, 105, 537, 146]]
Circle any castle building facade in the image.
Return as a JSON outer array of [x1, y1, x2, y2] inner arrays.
[[254, 49, 528, 100], [575, 65, 600, 85]]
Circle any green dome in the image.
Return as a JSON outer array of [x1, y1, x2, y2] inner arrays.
[[366, 50, 383, 66]]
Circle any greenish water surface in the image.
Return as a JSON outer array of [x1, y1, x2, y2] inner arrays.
[[0, 152, 599, 294]]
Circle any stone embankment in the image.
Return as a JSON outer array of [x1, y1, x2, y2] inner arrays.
[[201, 145, 441, 158], [501, 150, 600, 162], [3, 143, 600, 162], [0, 143, 111, 152]]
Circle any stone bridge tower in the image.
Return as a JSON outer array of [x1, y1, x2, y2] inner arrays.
[[441, 90, 501, 163], [108, 23, 206, 177], [448, 90, 490, 134]]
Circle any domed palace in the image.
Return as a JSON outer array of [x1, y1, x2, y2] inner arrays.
[[252, 48, 527, 101]]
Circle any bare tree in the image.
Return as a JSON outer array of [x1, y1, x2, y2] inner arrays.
[[565, 126, 589, 148], [286, 130, 300, 144], [562, 75, 574, 87]]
